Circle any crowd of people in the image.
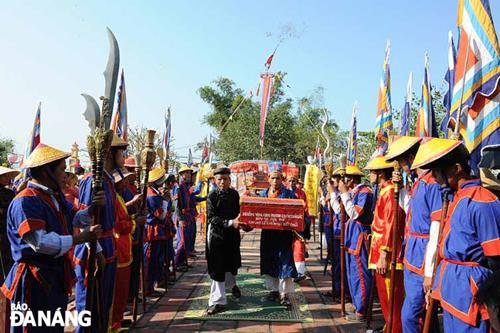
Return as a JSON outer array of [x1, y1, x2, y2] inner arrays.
[[320, 136, 500, 333], [0, 134, 499, 333]]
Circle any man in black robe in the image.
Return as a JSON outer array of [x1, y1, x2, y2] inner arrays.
[[206, 166, 247, 315]]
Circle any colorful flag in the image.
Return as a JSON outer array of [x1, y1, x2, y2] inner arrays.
[[463, 92, 499, 174], [449, 0, 499, 175], [400, 72, 413, 136], [450, 0, 499, 116], [259, 73, 274, 147], [416, 54, 439, 138], [163, 107, 171, 153], [111, 69, 128, 141], [24, 103, 41, 160], [347, 102, 358, 166], [441, 31, 457, 138], [201, 138, 209, 164], [374, 41, 394, 143]]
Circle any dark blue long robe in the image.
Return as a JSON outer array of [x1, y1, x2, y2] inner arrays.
[[259, 187, 298, 279]]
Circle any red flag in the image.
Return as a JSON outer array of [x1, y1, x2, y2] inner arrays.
[[265, 54, 274, 69], [259, 73, 275, 147]]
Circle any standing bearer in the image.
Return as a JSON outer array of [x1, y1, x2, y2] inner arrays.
[[75, 134, 128, 331], [339, 165, 374, 322], [365, 154, 404, 333], [111, 169, 143, 331], [412, 138, 500, 332], [1, 144, 102, 333], [260, 163, 298, 308], [0, 166, 19, 331], [144, 167, 168, 295], [385, 136, 442, 333], [206, 167, 245, 315], [174, 166, 202, 270]]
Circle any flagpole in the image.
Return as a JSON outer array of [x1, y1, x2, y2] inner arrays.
[[453, 39, 471, 138]]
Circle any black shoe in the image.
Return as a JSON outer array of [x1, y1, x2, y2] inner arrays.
[[266, 291, 280, 302], [206, 304, 225, 315], [294, 275, 307, 283], [232, 285, 241, 298], [279, 296, 292, 309]]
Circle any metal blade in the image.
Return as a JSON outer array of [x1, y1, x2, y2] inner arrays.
[[102, 27, 120, 130], [81, 93, 100, 134]]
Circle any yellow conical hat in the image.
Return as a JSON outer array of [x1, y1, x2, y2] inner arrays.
[[148, 167, 166, 184], [411, 138, 463, 170], [111, 134, 128, 148], [332, 167, 344, 176], [385, 136, 422, 162], [178, 165, 193, 174], [22, 144, 71, 168], [345, 165, 364, 176], [364, 156, 395, 170], [0, 166, 19, 178]]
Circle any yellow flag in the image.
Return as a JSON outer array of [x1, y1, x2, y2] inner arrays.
[[304, 164, 320, 217]]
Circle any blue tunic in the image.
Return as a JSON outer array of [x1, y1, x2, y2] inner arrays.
[[259, 187, 298, 279], [74, 174, 116, 332], [1, 185, 75, 333], [431, 179, 500, 330], [344, 184, 373, 316]]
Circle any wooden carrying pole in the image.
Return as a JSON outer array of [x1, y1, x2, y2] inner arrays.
[[386, 169, 401, 333], [423, 189, 450, 333]]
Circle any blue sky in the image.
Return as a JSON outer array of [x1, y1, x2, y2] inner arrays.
[[0, 1, 498, 162]]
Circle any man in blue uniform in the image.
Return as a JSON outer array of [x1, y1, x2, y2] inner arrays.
[[75, 134, 127, 331], [412, 138, 500, 332], [0, 143, 102, 333], [260, 163, 297, 308], [385, 136, 442, 333], [338, 165, 374, 322]]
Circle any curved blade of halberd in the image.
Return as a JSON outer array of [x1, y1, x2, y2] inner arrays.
[[102, 27, 120, 130], [81, 93, 100, 135]]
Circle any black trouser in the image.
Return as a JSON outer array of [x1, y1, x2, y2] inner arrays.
[[128, 242, 141, 301]]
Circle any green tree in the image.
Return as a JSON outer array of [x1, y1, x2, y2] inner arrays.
[[0, 138, 14, 166]]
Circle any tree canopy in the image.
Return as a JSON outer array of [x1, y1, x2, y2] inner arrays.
[[199, 76, 450, 172]]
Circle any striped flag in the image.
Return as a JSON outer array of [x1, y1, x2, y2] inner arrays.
[[21, 103, 41, 175], [400, 72, 413, 136], [451, 0, 499, 174], [374, 41, 394, 141], [259, 73, 275, 147], [441, 31, 457, 138], [416, 54, 439, 138], [450, 0, 499, 116], [24, 103, 41, 158], [347, 102, 358, 166], [163, 107, 172, 153], [111, 69, 128, 141]]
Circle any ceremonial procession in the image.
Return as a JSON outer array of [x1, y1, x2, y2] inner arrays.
[[1, 1, 500, 332]]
